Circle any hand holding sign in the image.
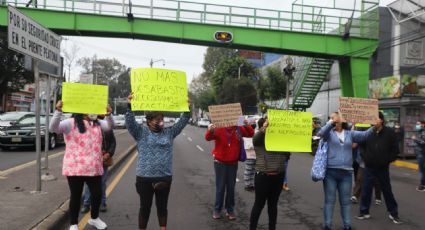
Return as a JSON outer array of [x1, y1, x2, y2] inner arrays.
[[56, 100, 63, 112]]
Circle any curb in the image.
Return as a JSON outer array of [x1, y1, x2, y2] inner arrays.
[[32, 144, 137, 230], [392, 160, 418, 171]]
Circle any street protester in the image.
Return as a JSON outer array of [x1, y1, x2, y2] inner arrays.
[[49, 101, 113, 230], [282, 152, 291, 191], [412, 120, 425, 192], [249, 117, 289, 230], [357, 112, 403, 224], [125, 93, 190, 230], [81, 115, 117, 214], [244, 122, 257, 192], [205, 118, 254, 220], [318, 112, 374, 230]]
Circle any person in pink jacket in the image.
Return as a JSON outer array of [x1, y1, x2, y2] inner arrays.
[[49, 100, 113, 230]]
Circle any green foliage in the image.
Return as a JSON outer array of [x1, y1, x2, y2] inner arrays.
[[257, 66, 286, 101], [195, 88, 216, 111], [202, 47, 235, 77], [77, 56, 127, 85], [217, 78, 257, 114], [0, 33, 32, 95]]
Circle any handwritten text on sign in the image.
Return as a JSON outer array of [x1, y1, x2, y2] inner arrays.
[[265, 110, 312, 152], [339, 97, 378, 124], [62, 83, 108, 114], [208, 103, 242, 128], [7, 6, 61, 67], [130, 68, 189, 112]]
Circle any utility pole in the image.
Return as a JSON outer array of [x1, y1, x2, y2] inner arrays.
[[150, 58, 165, 68], [283, 56, 295, 110]]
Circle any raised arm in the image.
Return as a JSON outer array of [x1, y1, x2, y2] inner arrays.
[[170, 112, 190, 138], [49, 100, 72, 134], [205, 124, 216, 141], [99, 105, 114, 131], [125, 94, 143, 141], [318, 122, 334, 141], [351, 127, 374, 143], [239, 125, 254, 138]]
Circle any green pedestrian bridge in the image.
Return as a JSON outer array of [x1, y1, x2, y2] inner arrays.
[[0, 0, 380, 110]]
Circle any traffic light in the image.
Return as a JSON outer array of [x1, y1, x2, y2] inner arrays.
[[214, 31, 233, 43]]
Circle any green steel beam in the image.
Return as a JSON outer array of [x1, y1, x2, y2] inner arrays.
[[0, 6, 378, 59], [339, 57, 370, 98]]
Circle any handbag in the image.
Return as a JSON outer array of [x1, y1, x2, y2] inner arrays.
[[311, 139, 328, 182], [236, 127, 247, 162]]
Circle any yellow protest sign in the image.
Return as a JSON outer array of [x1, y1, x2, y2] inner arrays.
[[62, 83, 108, 114], [265, 110, 312, 152], [130, 68, 189, 112]]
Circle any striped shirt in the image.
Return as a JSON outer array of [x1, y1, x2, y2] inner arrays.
[[253, 131, 289, 173]]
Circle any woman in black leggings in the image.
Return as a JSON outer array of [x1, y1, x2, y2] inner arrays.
[[249, 118, 289, 230]]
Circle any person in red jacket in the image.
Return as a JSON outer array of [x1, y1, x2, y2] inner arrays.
[[205, 122, 254, 220]]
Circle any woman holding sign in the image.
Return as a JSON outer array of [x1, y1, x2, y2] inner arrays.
[[126, 94, 190, 230], [49, 101, 113, 230], [318, 112, 375, 230], [205, 119, 254, 220]]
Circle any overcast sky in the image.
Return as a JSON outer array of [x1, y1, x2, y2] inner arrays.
[[61, 0, 395, 83]]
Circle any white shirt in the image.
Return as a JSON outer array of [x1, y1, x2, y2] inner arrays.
[[336, 130, 345, 144]]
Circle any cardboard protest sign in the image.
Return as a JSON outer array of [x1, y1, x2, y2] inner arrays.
[[62, 83, 108, 114], [265, 110, 312, 152], [130, 68, 189, 112], [208, 103, 243, 128], [339, 97, 379, 124]]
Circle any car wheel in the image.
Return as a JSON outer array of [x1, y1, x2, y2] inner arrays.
[[49, 135, 56, 150]]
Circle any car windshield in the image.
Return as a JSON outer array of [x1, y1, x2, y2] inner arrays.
[[114, 116, 125, 120], [201, 118, 209, 122], [17, 116, 47, 125], [0, 113, 29, 121]]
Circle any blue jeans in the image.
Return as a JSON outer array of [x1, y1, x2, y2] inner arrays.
[[283, 159, 289, 183], [83, 166, 108, 206], [323, 168, 352, 229], [214, 161, 238, 214], [416, 153, 425, 186], [360, 167, 398, 217]]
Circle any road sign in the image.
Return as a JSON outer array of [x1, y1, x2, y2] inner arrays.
[[7, 6, 61, 67]]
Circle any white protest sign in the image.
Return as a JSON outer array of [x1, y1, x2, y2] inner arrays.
[[7, 6, 61, 67]]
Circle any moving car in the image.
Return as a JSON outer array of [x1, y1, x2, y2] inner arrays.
[[197, 118, 211, 128], [113, 115, 126, 129], [0, 112, 33, 129], [0, 114, 64, 150]]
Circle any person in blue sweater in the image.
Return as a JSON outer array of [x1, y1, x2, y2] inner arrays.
[[125, 94, 190, 230], [318, 112, 376, 230]]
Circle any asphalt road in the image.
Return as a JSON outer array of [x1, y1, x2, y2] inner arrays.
[[70, 125, 424, 230]]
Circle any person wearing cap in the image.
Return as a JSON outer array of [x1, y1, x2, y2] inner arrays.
[[125, 94, 190, 230], [356, 112, 402, 224]]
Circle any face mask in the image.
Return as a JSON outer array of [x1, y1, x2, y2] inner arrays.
[[151, 121, 164, 132], [415, 124, 422, 131], [88, 114, 98, 121]]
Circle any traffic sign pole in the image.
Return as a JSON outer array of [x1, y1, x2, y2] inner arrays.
[[34, 59, 42, 192]]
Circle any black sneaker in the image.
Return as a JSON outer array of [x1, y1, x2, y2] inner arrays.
[[416, 185, 425, 192], [100, 204, 107, 212], [389, 214, 403, 224], [80, 205, 90, 214], [356, 214, 371, 220]]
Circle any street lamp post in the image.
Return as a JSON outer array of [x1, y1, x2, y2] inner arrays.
[[238, 63, 244, 79], [150, 58, 165, 68], [283, 56, 295, 110]]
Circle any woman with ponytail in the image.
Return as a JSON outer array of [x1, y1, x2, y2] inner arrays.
[[49, 100, 114, 230]]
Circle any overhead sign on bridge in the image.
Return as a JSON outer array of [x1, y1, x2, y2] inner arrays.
[[7, 6, 61, 67]]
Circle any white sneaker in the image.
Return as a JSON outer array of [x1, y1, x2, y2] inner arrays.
[[88, 217, 107, 229], [69, 224, 78, 230]]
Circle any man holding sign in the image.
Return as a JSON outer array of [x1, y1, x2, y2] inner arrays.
[[205, 103, 254, 220], [126, 68, 190, 230]]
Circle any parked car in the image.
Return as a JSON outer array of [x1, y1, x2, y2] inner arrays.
[[135, 116, 145, 125], [0, 114, 65, 150], [0, 112, 33, 129], [197, 118, 211, 128], [113, 115, 126, 129]]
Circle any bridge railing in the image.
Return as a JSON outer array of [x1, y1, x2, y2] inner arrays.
[[3, 0, 379, 39]]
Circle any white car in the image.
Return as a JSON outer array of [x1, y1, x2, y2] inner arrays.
[[197, 118, 211, 128], [113, 115, 126, 129], [135, 116, 144, 125]]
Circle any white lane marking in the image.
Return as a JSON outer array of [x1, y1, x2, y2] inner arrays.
[[0, 176, 7, 180], [236, 178, 240, 182], [183, 133, 186, 136], [187, 137, 193, 142], [196, 145, 204, 152], [0, 151, 64, 177]]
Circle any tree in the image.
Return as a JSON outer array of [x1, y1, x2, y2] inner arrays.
[[218, 78, 257, 114], [77, 56, 127, 85], [257, 66, 286, 101], [202, 47, 236, 77], [0, 33, 32, 94], [62, 42, 80, 82], [109, 68, 131, 100]]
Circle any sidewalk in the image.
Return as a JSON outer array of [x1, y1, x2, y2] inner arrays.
[[0, 130, 135, 230]]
